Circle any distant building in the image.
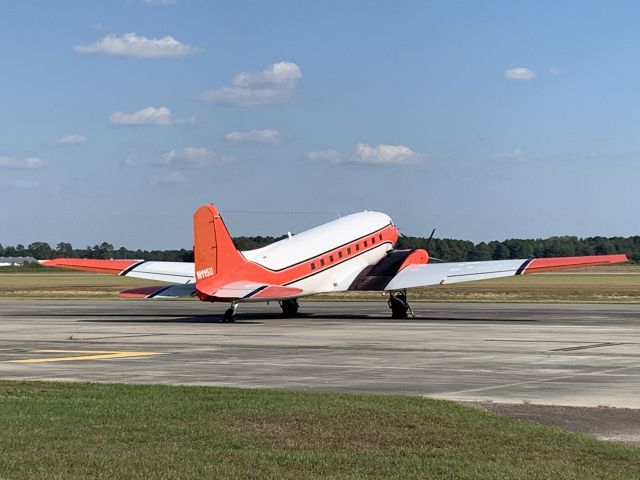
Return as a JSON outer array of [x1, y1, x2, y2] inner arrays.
[[0, 256, 37, 266]]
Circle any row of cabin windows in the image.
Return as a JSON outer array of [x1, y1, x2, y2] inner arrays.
[[309, 233, 384, 271]]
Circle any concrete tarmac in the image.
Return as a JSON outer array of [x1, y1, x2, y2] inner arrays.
[[1, 299, 640, 442]]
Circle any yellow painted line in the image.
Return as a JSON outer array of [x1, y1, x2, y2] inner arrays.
[[7, 349, 165, 364]]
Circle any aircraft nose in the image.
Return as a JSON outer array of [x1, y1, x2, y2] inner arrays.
[[391, 226, 400, 243]]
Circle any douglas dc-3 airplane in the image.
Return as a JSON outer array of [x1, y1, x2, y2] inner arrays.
[[41, 204, 627, 322]]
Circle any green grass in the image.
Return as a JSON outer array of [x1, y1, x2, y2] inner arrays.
[[319, 273, 640, 303], [0, 381, 638, 479], [3, 266, 640, 302], [0, 273, 164, 298]]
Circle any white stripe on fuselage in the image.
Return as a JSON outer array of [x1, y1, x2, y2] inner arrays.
[[241, 211, 393, 271]]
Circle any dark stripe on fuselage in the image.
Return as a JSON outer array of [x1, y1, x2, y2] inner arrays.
[[282, 241, 393, 287], [246, 222, 394, 274]]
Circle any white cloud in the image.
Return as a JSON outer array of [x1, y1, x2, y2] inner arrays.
[[352, 143, 422, 165], [201, 61, 302, 107], [493, 148, 526, 161], [74, 33, 195, 58], [110, 106, 172, 126], [307, 144, 422, 166], [144, 0, 177, 5], [0, 156, 44, 169], [306, 150, 343, 164], [55, 134, 86, 145], [156, 147, 231, 169], [225, 129, 282, 144], [119, 154, 139, 167], [150, 171, 187, 186], [504, 67, 535, 80]]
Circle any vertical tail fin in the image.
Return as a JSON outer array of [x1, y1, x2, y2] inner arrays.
[[193, 204, 245, 285]]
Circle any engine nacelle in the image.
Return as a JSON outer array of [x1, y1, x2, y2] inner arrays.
[[398, 249, 429, 271]]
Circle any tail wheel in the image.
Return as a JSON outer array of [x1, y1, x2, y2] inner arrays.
[[222, 302, 238, 322], [280, 299, 299, 317]]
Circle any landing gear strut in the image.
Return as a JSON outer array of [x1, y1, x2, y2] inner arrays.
[[222, 302, 238, 323], [388, 290, 414, 319], [279, 299, 299, 317]]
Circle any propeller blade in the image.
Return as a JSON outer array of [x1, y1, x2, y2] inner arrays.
[[425, 228, 436, 248]]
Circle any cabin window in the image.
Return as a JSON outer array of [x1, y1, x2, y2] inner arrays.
[[320, 259, 325, 266], [329, 255, 334, 262], [338, 251, 343, 259], [364, 240, 368, 248], [355, 244, 360, 252], [379, 234, 383, 240], [347, 247, 352, 255], [310, 262, 316, 270], [371, 236, 376, 244]]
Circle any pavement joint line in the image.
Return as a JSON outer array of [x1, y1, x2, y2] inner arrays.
[[551, 342, 624, 352], [6, 349, 166, 364], [435, 363, 640, 396]]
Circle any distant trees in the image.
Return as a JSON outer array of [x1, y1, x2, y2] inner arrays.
[[395, 235, 640, 263], [56, 242, 73, 257], [27, 242, 53, 260], [2, 234, 639, 263]]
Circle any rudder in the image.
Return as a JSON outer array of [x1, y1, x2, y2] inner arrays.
[[193, 204, 244, 284]]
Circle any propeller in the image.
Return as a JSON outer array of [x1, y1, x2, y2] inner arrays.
[[425, 228, 445, 263], [425, 228, 436, 248], [400, 227, 445, 262]]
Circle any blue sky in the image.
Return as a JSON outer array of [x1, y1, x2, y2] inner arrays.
[[1, 0, 639, 249]]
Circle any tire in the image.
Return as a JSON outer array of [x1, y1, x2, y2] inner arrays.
[[223, 308, 236, 323]]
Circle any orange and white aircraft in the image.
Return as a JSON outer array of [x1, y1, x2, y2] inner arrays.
[[41, 204, 628, 321]]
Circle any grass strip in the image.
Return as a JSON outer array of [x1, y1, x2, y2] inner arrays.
[[0, 381, 639, 479], [3, 269, 640, 302]]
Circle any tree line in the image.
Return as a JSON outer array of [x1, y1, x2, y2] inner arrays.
[[1, 234, 638, 263]]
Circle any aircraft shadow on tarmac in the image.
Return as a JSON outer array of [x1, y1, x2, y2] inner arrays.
[[69, 312, 538, 324], [4, 310, 539, 324]]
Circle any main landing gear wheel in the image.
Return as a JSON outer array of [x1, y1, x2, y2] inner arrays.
[[222, 302, 238, 323], [279, 299, 299, 317], [388, 290, 414, 319]]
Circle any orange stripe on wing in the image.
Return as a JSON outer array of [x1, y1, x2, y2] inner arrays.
[[523, 254, 627, 274], [40, 258, 141, 275]]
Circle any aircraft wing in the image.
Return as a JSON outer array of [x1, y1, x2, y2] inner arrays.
[[196, 280, 303, 301], [351, 254, 627, 291], [39, 259, 195, 284]]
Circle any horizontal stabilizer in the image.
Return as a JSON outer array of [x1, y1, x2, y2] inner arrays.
[[119, 284, 196, 299], [198, 280, 303, 301]]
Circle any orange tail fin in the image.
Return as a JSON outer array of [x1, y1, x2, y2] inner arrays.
[[193, 204, 245, 285]]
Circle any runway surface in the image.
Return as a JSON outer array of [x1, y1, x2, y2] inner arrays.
[[0, 299, 639, 403], [2, 299, 640, 443]]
